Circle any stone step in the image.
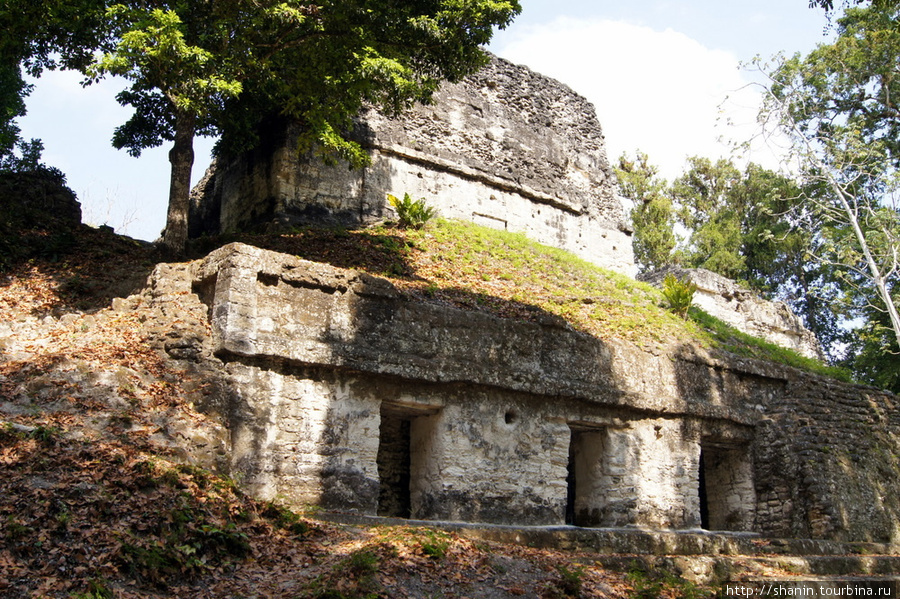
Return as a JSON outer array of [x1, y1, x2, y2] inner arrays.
[[593, 554, 900, 585], [319, 513, 900, 584], [319, 512, 899, 558]]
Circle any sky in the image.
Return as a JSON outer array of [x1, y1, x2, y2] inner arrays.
[[17, 1, 833, 242]]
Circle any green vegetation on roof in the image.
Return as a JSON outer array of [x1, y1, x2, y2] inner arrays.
[[237, 218, 850, 382]]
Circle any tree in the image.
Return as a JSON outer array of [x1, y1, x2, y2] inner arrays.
[[809, 0, 896, 11], [616, 152, 799, 280], [0, 62, 27, 163], [616, 151, 850, 358], [670, 157, 747, 278], [615, 152, 676, 271], [12, 0, 521, 254], [754, 4, 900, 365], [740, 169, 851, 360], [97, 1, 522, 254], [640, 155, 807, 286], [0, 0, 108, 167], [845, 300, 900, 389]]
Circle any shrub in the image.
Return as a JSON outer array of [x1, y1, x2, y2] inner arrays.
[[70, 578, 114, 599], [387, 193, 437, 229], [419, 530, 451, 559], [661, 273, 697, 319], [626, 564, 713, 599], [304, 549, 381, 598], [347, 549, 379, 575], [261, 501, 310, 535], [28, 425, 61, 444]]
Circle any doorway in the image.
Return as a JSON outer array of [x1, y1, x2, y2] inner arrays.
[[377, 403, 439, 519], [698, 442, 756, 531], [565, 426, 608, 527]]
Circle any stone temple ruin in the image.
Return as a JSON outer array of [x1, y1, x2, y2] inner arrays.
[[191, 55, 635, 276], [183, 55, 900, 543], [176, 242, 899, 542]]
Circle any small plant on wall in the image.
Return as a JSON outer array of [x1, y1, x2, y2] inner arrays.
[[387, 193, 437, 229], [662, 273, 697, 320]]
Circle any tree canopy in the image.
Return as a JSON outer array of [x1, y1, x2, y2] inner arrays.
[[809, 0, 897, 11], [616, 3, 900, 390], [616, 152, 850, 363], [758, 3, 900, 382], [0, 0, 109, 170], [615, 152, 676, 272], [617, 154, 806, 282], [2, 0, 521, 252], [0, 62, 27, 163]]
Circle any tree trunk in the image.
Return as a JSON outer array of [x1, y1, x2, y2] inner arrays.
[[161, 109, 196, 256], [780, 105, 900, 348], [818, 160, 900, 349]]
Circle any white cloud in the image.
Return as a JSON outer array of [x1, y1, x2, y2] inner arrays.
[[494, 17, 774, 180]]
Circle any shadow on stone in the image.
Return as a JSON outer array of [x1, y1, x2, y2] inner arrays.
[[181, 242, 900, 544]]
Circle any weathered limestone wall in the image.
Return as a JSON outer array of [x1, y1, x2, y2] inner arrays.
[[755, 372, 900, 543], [224, 363, 382, 511], [410, 397, 571, 524], [178, 243, 900, 541], [627, 419, 702, 529], [190, 55, 635, 276], [641, 267, 823, 360]]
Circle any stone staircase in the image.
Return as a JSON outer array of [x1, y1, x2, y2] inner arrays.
[[320, 513, 900, 585]]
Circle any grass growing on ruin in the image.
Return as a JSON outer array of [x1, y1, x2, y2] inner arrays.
[[386, 219, 848, 379], [397, 219, 692, 343], [226, 218, 848, 379], [688, 309, 851, 381], [393, 221, 812, 354]]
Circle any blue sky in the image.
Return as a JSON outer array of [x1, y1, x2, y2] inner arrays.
[[18, 1, 831, 241]]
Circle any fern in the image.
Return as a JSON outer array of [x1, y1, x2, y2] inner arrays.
[[387, 193, 437, 229], [661, 273, 697, 319]]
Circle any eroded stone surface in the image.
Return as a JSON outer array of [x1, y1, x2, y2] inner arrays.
[[190, 55, 635, 275], [640, 267, 824, 360], [164, 243, 900, 542]]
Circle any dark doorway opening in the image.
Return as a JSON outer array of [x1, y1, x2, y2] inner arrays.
[[698, 441, 756, 531], [377, 412, 411, 518], [377, 402, 440, 519], [698, 449, 710, 529], [565, 425, 607, 527]]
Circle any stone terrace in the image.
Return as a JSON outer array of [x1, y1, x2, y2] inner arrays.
[[153, 243, 900, 544]]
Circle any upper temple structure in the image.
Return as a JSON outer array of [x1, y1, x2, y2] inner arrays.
[[190, 54, 636, 277], [190, 52, 823, 363]]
